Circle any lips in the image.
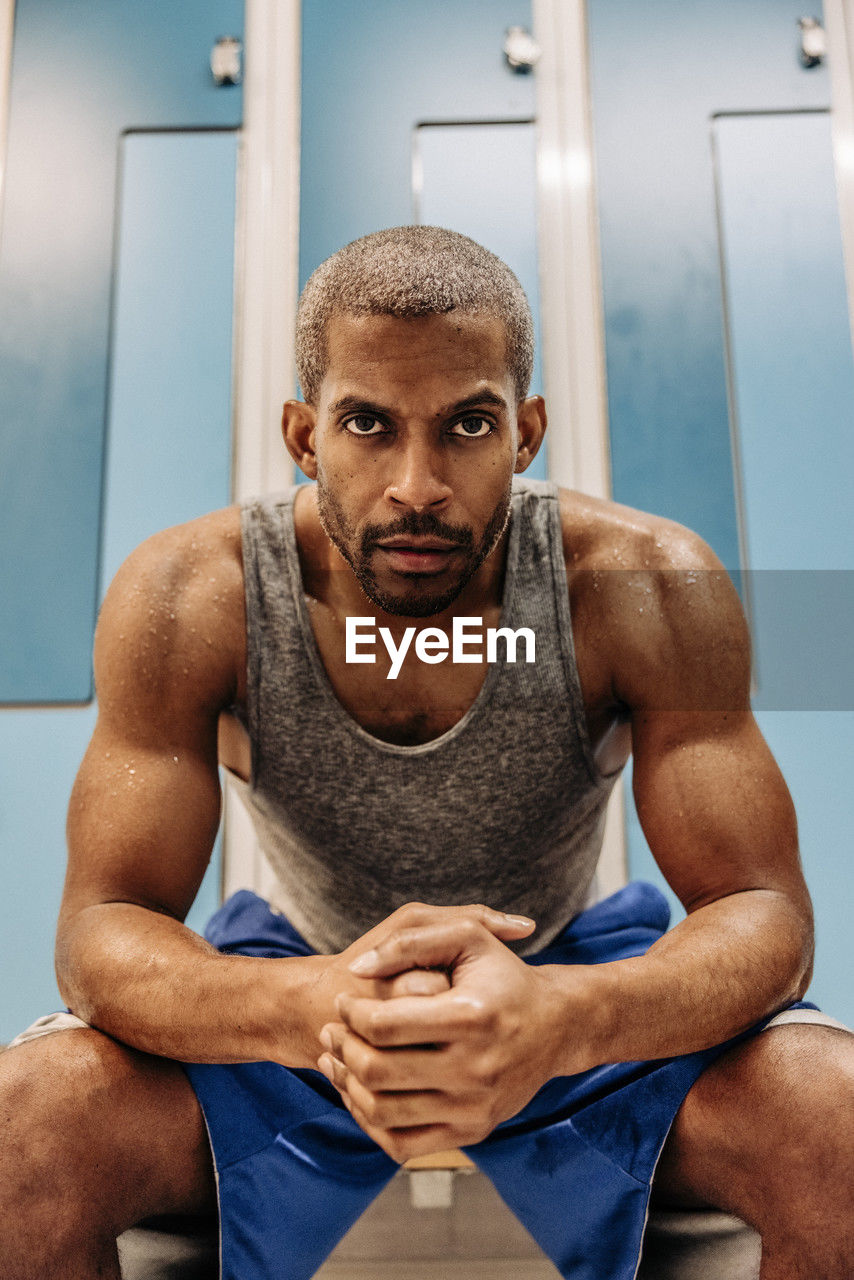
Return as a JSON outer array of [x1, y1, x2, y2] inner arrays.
[[375, 540, 460, 573], [377, 538, 460, 551]]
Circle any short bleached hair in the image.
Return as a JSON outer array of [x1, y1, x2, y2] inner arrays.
[[295, 225, 534, 404]]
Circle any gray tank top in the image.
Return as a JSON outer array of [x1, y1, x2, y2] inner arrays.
[[228, 477, 622, 956]]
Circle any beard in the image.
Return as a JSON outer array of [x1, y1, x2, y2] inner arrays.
[[315, 473, 513, 617]]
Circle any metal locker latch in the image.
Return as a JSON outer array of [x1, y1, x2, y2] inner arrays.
[[503, 26, 541, 74], [211, 36, 243, 86], [798, 17, 826, 68]]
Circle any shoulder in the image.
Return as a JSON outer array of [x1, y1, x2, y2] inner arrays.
[[555, 487, 750, 712], [554, 485, 713, 571], [94, 505, 245, 723]]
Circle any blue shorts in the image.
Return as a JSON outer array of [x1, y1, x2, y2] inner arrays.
[[182, 882, 819, 1280]]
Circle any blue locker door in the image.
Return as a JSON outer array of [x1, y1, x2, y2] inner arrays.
[[416, 121, 546, 479], [299, 0, 544, 478], [0, 0, 242, 702], [0, 119, 239, 1040], [585, 0, 853, 1023], [100, 132, 238, 589], [713, 111, 854, 1020]]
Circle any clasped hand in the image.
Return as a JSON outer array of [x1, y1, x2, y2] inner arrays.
[[316, 903, 567, 1163]]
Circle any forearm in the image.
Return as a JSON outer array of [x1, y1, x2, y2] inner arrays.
[[544, 888, 813, 1073], [55, 902, 326, 1069]]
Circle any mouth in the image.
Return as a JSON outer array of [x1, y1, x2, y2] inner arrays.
[[375, 539, 462, 574]]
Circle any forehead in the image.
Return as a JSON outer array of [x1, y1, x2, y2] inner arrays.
[[320, 311, 512, 402]]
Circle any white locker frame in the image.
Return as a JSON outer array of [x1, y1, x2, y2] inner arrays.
[[224, 0, 303, 899], [825, 0, 854, 346], [532, 0, 627, 893], [0, 0, 14, 228]]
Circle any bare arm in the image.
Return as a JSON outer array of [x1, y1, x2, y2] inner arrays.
[[546, 525, 814, 1066], [55, 518, 525, 1069], [54, 517, 310, 1063], [54, 516, 381, 1069]]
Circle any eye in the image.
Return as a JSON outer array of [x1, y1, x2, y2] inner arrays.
[[450, 415, 493, 438], [344, 414, 385, 436]]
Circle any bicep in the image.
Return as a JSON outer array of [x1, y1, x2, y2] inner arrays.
[[62, 721, 222, 925], [631, 709, 806, 912], [611, 525, 809, 914], [59, 535, 235, 930]]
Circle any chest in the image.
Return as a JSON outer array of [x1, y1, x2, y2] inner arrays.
[[306, 598, 501, 746], [219, 595, 631, 778]]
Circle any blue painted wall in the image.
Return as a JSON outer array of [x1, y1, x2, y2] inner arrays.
[[0, 8, 241, 1041]]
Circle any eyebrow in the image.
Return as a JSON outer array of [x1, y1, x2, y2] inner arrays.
[[328, 389, 509, 418]]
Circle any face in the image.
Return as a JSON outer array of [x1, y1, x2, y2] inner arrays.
[[285, 310, 545, 618]]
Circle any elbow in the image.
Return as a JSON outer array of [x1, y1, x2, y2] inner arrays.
[[791, 947, 814, 1004], [786, 906, 815, 1005], [54, 913, 96, 1023], [54, 923, 73, 1005]]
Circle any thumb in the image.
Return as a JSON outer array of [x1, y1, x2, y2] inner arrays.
[[384, 968, 451, 997], [347, 913, 535, 979], [478, 908, 538, 941]]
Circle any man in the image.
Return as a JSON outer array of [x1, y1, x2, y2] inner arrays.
[[1, 225, 851, 1280]]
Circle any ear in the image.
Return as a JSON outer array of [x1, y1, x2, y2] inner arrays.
[[513, 396, 547, 473], [282, 400, 318, 477]]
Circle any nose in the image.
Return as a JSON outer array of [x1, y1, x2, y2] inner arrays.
[[384, 435, 452, 512]]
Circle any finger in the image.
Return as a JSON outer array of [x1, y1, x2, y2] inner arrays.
[[333, 990, 479, 1048], [350, 908, 534, 982], [321, 1058, 448, 1131], [316, 1050, 459, 1159], [320, 1022, 379, 1085], [316, 1051, 349, 1096], [347, 1106, 483, 1166], [383, 968, 450, 998], [320, 1021, 451, 1090], [332, 1081, 471, 1165], [348, 919, 495, 980], [385, 1121, 489, 1161], [366, 903, 535, 953], [328, 1087, 411, 1163]]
